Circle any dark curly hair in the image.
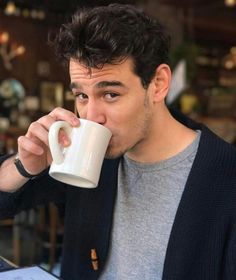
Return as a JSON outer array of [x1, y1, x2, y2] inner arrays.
[[53, 3, 171, 88]]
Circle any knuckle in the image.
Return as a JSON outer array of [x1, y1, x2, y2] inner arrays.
[[37, 115, 48, 123], [17, 135, 24, 145], [28, 121, 38, 131], [50, 107, 62, 115]]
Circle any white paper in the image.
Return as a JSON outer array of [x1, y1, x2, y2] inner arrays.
[[0, 266, 58, 280]]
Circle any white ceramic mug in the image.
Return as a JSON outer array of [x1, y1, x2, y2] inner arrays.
[[48, 119, 112, 188]]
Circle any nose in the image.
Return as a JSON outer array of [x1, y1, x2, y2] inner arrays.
[[84, 100, 106, 125]]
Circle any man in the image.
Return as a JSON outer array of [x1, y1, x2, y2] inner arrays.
[[0, 4, 236, 280]]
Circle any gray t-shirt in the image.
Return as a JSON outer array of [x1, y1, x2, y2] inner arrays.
[[100, 132, 201, 280]]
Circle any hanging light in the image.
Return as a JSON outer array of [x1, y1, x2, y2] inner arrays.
[[225, 0, 236, 7], [222, 46, 236, 70], [0, 32, 26, 70], [0, 32, 9, 44], [4, 1, 17, 16]]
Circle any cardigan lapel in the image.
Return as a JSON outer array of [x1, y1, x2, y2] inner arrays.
[[62, 158, 120, 280], [91, 158, 121, 274], [162, 127, 225, 279]]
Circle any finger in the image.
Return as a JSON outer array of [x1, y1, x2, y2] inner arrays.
[[26, 122, 49, 147], [59, 129, 71, 147], [49, 107, 80, 127], [28, 117, 71, 148], [36, 114, 58, 131], [46, 151, 53, 165], [37, 117, 71, 147], [18, 135, 44, 156]]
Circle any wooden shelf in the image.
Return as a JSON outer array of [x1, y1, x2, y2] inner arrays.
[[196, 116, 236, 143]]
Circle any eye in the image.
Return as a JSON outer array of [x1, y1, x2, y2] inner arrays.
[[104, 92, 119, 101], [75, 93, 88, 102]]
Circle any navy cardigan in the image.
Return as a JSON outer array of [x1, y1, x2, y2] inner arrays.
[[0, 116, 236, 280]]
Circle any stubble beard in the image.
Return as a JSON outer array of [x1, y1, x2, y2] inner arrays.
[[105, 94, 153, 160]]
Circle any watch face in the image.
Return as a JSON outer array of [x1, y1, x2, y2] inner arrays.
[[14, 153, 19, 161]]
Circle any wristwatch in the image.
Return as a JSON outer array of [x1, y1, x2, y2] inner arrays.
[[14, 153, 37, 179]]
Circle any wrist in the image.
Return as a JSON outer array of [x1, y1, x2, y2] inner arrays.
[[13, 153, 42, 179]]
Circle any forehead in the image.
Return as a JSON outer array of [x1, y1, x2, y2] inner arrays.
[[69, 58, 135, 81]]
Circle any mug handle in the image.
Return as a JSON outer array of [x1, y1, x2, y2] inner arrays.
[[48, 121, 73, 164]]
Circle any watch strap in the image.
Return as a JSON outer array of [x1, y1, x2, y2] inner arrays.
[[14, 154, 39, 179]]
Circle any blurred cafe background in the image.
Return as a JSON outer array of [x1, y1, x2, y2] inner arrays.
[[0, 0, 236, 276]]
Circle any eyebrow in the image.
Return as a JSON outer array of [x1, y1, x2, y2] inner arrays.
[[70, 80, 127, 90]]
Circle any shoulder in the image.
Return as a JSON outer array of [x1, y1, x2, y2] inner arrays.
[[193, 126, 236, 197], [199, 126, 236, 169]]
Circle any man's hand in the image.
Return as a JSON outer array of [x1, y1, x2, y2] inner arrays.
[[16, 107, 80, 176]]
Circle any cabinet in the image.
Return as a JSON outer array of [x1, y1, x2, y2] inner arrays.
[[178, 43, 236, 143], [196, 116, 236, 144], [194, 44, 236, 118]]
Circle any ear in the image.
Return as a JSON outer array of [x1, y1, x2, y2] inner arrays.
[[150, 64, 171, 103]]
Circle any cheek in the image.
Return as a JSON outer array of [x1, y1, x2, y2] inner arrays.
[[108, 102, 144, 135], [109, 113, 139, 143]]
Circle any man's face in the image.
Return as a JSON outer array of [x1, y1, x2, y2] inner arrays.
[[69, 58, 154, 159]]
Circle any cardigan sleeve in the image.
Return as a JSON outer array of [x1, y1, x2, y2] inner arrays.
[[0, 154, 66, 219]]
